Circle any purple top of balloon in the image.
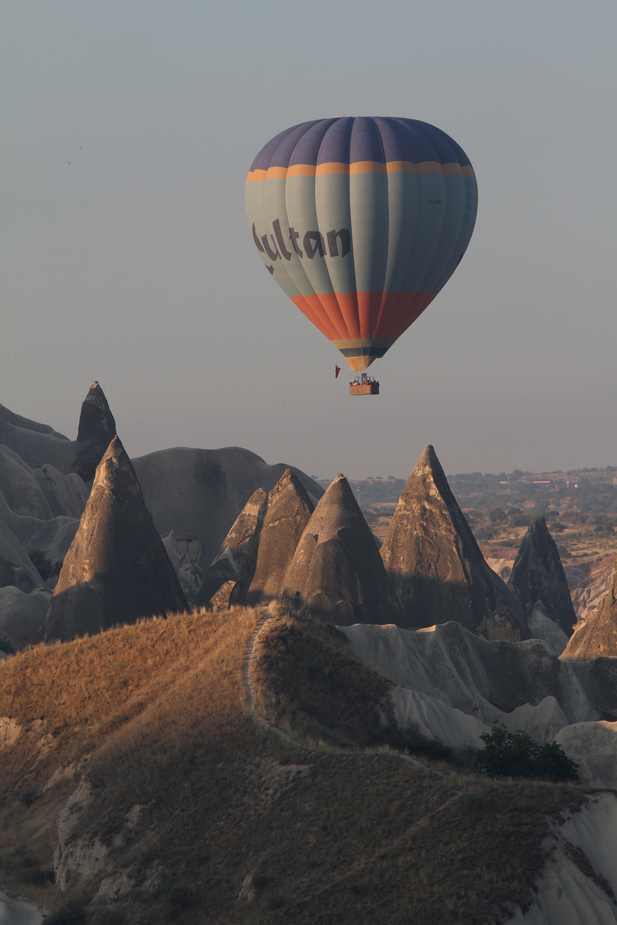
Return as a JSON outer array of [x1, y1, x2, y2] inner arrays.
[[250, 117, 472, 171]]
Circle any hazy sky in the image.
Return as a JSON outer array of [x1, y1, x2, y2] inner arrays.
[[3, 2, 617, 478]]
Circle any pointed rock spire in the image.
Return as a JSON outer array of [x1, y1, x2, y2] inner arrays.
[[510, 517, 576, 636], [247, 469, 314, 603], [200, 488, 268, 604], [47, 436, 187, 642], [73, 381, 117, 481], [381, 445, 526, 640], [562, 559, 617, 659], [282, 474, 387, 625]]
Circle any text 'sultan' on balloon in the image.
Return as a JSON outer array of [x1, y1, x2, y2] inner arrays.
[[246, 117, 478, 372]]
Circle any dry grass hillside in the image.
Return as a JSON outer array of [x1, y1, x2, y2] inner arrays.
[[0, 607, 591, 924]]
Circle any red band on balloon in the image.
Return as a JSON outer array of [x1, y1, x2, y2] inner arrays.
[[291, 291, 435, 345]]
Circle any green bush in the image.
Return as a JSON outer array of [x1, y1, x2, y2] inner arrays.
[[477, 725, 579, 781]]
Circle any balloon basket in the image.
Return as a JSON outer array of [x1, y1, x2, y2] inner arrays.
[[349, 375, 380, 396]]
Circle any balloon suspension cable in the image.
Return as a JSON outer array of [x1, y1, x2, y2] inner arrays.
[[349, 373, 380, 396]]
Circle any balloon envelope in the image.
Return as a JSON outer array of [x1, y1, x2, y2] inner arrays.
[[246, 117, 477, 371]]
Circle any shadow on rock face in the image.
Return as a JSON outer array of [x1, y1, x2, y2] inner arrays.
[[388, 573, 525, 642]]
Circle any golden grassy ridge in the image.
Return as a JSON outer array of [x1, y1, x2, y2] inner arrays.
[[0, 606, 588, 924]]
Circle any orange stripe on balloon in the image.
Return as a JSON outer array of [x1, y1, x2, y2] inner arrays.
[[286, 164, 330, 177], [313, 292, 350, 341], [291, 163, 347, 177], [246, 162, 474, 182], [292, 293, 361, 339], [348, 161, 386, 175], [307, 290, 355, 341], [332, 292, 360, 339], [291, 295, 342, 340]]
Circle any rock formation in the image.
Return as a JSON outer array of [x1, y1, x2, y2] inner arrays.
[[0, 487, 79, 588], [381, 445, 526, 640], [0, 586, 50, 650], [0, 444, 58, 520], [0, 382, 116, 485], [282, 474, 388, 625], [209, 580, 241, 610], [510, 517, 577, 636], [162, 531, 204, 602], [73, 381, 117, 481], [342, 619, 617, 785], [526, 601, 569, 657], [0, 402, 75, 472], [0, 445, 85, 558], [133, 447, 322, 590], [200, 488, 268, 604], [563, 559, 617, 659], [0, 402, 89, 648], [0, 519, 44, 592], [248, 469, 314, 603], [0, 395, 322, 620], [34, 464, 86, 519], [570, 553, 615, 628], [46, 436, 187, 642]]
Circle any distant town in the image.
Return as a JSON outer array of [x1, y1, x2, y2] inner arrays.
[[318, 466, 617, 523]]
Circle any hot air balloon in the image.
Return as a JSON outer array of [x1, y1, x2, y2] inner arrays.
[[245, 117, 477, 395]]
